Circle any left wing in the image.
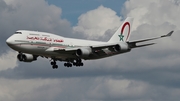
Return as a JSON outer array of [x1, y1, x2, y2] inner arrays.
[[128, 31, 174, 48]]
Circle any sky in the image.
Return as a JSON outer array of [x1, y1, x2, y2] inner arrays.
[[46, 0, 126, 25], [1, 0, 180, 101]]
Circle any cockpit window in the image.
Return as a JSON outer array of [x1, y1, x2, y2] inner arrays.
[[15, 32, 22, 34]]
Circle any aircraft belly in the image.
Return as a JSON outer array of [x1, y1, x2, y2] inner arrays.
[[41, 51, 77, 60]]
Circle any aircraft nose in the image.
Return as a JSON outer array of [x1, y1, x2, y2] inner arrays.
[[6, 37, 14, 46]]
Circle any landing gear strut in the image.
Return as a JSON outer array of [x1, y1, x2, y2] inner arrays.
[[51, 59, 58, 69]]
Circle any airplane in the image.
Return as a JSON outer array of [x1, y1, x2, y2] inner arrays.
[[6, 17, 173, 69]]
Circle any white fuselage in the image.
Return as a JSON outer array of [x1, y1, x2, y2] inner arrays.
[[7, 30, 127, 60]]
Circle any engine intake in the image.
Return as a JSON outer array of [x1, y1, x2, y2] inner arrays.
[[114, 44, 121, 51], [76, 48, 92, 58], [17, 53, 37, 62], [114, 43, 129, 52]]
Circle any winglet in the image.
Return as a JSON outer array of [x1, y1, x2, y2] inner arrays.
[[161, 31, 174, 37]]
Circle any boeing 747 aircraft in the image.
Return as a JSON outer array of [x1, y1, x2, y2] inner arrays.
[[6, 17, 173, 69]]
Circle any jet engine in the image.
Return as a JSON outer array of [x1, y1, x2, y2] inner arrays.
[[17, 53, 37, 62], [114, 43, 130, 52], [76, 47, 92, 58]]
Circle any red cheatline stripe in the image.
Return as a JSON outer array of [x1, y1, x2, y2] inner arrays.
[[15, 43, 67, 48]]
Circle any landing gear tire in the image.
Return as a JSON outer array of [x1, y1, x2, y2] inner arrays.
[[75, 63, 83, 67], [52, 65, 58, 69], [80, 63, 83, 66], [64, 63, 72, 67]]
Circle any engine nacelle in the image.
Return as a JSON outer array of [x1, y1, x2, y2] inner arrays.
[[76, 48, 92, 58], [17, 53, 37, 62], [114, 43, 129, 52]]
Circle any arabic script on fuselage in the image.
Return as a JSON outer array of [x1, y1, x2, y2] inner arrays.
[[27, 36, 64, 43]]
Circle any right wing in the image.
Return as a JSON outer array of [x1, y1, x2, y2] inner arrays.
[[128, 31, 174, 48]]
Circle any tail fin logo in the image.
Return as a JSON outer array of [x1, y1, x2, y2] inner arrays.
[[118, 33, 124, 41], [119, 22, 130, 41]]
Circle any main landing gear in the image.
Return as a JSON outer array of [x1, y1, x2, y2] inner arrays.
[[51, 60, 58, 69], [50, 59, 84, 69], [73, 59, 84, 67], [64, 59, 84, 67]]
